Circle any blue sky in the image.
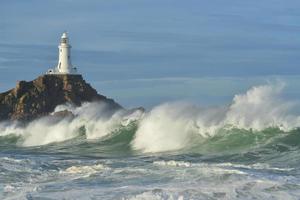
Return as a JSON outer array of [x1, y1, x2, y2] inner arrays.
[[1, 0, 300, 108]]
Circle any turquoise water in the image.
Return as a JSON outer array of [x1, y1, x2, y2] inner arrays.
[[2, 84, 300, 199], [1, 125, 300, 199]]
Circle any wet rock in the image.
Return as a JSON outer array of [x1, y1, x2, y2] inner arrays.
[[0, 74, 122, 122]]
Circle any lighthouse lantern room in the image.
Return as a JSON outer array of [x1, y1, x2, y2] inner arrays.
[[47, 32, 78, 74]]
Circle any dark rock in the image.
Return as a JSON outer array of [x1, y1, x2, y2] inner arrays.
[[0, 74, 122, 122]]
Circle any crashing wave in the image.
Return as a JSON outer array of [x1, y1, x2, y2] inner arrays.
[[132, 82, 300, 153], [1, 82, 300, 154]]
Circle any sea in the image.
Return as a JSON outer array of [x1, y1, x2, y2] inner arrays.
[[1, 83, 300, 200]]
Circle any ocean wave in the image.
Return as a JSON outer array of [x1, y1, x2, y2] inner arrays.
[[0, 102, 144, 147], [132, 83, 300, 153], [1, 83, 300, 155]]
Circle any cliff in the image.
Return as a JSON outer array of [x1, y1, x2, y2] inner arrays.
[[0, 74, 122, 121]]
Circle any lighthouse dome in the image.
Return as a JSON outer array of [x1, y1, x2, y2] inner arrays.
[[61, 32, 68, 38]]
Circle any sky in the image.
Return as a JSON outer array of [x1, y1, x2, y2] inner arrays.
[[1, 0, 300, 108]]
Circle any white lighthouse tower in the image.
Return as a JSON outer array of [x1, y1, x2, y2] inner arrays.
[[47, 32, 77, 74]]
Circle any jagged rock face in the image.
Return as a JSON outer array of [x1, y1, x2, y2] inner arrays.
[[0, 75, 122, 121]]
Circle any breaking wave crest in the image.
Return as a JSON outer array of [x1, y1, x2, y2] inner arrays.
[[1, 82, 300, 154], [0, 102, 144, 147], [132, 82, 300, 152]]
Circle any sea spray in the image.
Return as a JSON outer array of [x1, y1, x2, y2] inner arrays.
[[225, 82, 298, 130], [131, 103, 203, 153], [132, 83, 300, 153], [1, 83, 300, 153], [0, 102, 144, 147], [2, 85, 300, 199]]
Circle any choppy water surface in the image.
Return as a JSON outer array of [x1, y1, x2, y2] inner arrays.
[[2, 84, 300, 199]]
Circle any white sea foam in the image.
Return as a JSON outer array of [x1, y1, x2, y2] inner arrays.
[[217, 162, 294, 172], [1, 83, 300, 152], [123, 176, 299, 200], [132, 83, 300, 153], [124, 191, 185, 200], [0, 102, 144, 146], [153, 160, 192, 167], [61, 164, 108, 175], [224, 82, 297, 131], [153, 160, 247, 176], [3, 184, 15, 193], [0, 121, 23, 137]]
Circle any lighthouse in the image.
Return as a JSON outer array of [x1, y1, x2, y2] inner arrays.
[[47, 32, 77, 74]]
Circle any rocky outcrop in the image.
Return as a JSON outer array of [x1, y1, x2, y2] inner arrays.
[[0, 74, 122, 121]]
